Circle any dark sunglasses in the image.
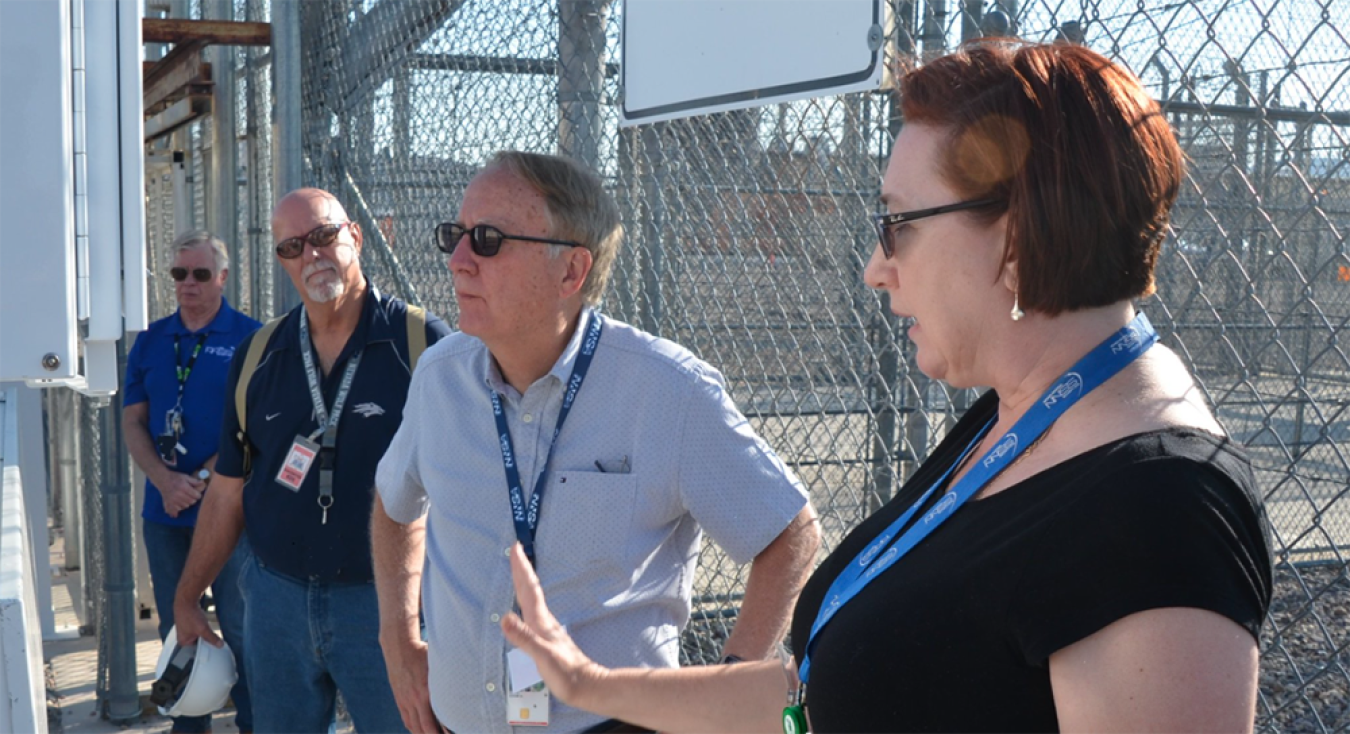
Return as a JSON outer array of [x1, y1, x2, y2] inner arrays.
[[435, 223, 583, 258], [871, 198, 1002, 258], [170, 267, 214, 283], [275, 222, 351, 259]]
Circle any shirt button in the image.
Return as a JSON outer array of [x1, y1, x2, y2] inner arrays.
[[490, 613, 501, 623], [486, 682, 496, 692], [504, 547, 512, 557], [522, 413, 534, 423]]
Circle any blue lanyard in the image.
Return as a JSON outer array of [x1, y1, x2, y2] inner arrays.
[[799, 313, 1158, 685], [491, 312, 604, 564]]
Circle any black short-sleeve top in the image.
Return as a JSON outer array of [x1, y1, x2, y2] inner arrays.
[[789, 390, 1272, 733]]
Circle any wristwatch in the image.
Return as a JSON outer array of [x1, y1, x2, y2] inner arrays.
[[195, 468, 212, 482]]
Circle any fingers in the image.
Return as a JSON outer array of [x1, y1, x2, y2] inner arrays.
[[412, 700, 440, 734], [174, 607, 224, 648], [500, 612, 537, 652], [508, 543, 551, 629]]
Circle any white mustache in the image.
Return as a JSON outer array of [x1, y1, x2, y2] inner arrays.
[[302, 261, 338, 281]]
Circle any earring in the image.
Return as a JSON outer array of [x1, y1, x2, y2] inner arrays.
[[1010, 294, 1024, 322]]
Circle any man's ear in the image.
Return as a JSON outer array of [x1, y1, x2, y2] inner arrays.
[[559, 247, 593, 300], [218, 267, 230, 286], [349, 221, 363, 256]]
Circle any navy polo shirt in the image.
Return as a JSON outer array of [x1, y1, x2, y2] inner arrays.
[[216, 283, 450, 583], [124, 300, 262, 527]]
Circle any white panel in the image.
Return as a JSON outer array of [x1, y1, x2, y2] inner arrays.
[[120, 0, 148, 333], [83, 340, 120, 396], [0, 0, 79, 381], [0, 387, 49, 734], [620, 0, 885, 125], [84, 0, 124, 342]]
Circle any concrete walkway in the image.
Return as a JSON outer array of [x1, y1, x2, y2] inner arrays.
[[44, 534, 245, 734]]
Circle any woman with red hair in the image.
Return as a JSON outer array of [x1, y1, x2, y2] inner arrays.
[[500, 41, 1271, 734]]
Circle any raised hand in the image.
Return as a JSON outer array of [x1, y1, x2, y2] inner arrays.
[[500, 544, 606, 708]]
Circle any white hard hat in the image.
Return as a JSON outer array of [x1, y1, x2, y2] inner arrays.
[[151, 625, 238, 717]]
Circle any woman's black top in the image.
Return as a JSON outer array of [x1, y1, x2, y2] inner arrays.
[[789, 390, 1272, 733]]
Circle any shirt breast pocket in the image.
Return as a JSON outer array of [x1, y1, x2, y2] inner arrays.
[[534, 470, 638, 602]]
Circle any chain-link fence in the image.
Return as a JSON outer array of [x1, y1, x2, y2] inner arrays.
[[118, 0, 1350, 731]]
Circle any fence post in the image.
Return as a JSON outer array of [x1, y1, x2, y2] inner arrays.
[[638, 125, 667, 336], [272, 0, 304, 315], [100, 337, 140, 723], [558, 0, 611, 169], [206, 0, 241, 308]]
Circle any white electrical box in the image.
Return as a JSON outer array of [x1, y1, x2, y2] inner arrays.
[[0, 0, 80, 382], [0, 0, 146, 395]]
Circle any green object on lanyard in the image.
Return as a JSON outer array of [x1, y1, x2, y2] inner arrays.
[[782, 704, 808, 734]]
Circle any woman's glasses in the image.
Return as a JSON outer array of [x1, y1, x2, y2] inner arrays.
[[275, 222, 351, 259], [170, 267, 214, 283], [871, 198, 1002, 258], [435, 222, 582, 258]]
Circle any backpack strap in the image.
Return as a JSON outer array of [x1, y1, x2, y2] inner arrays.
[[405, 304, 427, 372], [235, 314, 286, 472]]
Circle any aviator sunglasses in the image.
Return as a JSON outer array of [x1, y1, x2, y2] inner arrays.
[[170, 267, 214, 283], [871, 197, 1002, 259], [275, 222, 352, 259], [435, 222, 583, 258]]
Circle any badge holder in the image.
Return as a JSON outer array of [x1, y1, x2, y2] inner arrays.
[[158, 408, 188, 465], [506, 647, 550, 726], [276, 435, 320, 492], [778, 645, 809, 734]]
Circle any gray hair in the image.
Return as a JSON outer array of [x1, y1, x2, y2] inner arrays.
[[169, 230, 229, 271], [486, 151, 622, 306]]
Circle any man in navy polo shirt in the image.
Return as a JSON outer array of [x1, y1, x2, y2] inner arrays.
[[172, 188, 450, 734], [124, 230, 259, 734]]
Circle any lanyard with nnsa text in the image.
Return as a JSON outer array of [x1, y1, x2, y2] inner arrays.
[[298, 309, 362, 522], [172, 333, 208, 407], [491, 312, 603, 565], [794, 313, 1158, 705]]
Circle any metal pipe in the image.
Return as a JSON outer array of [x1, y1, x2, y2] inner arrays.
[[557, 0, 610, 168], [243, 0, 272, 318], [101, 337, 140, 723], [638, 126, 667, 336], [271, 0, 303, 315], [206, 0, 240, 307], [57, 389, 82, 569]]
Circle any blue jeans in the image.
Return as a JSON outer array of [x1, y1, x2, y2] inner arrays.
[[143, 521, 253, 733], [239, 556, 406, 734]]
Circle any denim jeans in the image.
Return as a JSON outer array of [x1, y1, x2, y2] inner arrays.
[[143, 521, 253, 733], [238, 556, 406, 734]]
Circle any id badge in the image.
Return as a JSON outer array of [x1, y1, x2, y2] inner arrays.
[[506, 648, 550, 726], [276, 435, 320, 492]]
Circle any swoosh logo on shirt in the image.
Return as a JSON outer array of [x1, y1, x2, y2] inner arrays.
[[265, 412, 282, 421]]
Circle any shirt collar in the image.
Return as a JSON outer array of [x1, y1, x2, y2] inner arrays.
[[268, 280, 384, 358], [173, 298, 237, 335], [480, 306, 598, 395]]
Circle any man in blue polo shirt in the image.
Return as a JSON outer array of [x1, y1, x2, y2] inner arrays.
[[172, 188, 450, 734], [124, 230, 259, 734]]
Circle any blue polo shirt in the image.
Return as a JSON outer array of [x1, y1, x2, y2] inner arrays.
[[124, 300, 262, 527], [216, 284, 450, 583]]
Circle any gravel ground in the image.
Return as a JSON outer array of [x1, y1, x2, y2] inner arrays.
[[1260, 563, 1350, 734]]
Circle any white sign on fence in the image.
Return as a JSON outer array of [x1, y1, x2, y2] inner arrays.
[[620, 0, 886, 126]]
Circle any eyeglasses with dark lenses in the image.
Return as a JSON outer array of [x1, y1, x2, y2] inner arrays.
[[871, 198, 1002, 259], [275, 222, 350, 259], [170, 267, 214, 283], [435, 222, 583, 257]]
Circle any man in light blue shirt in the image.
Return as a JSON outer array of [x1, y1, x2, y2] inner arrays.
[[373, 151, 821, 734]]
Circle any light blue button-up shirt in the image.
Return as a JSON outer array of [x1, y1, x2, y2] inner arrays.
[[377, 309, 809, 733]]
